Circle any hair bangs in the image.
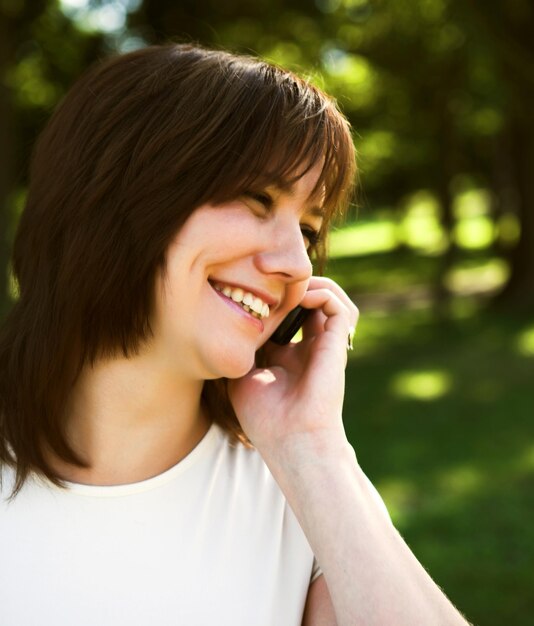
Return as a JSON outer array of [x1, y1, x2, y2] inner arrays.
[[207, 78, 356, 238], [1, 42, 358, 495]]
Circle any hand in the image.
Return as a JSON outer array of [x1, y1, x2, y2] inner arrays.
[[227, 277, 359, 462]]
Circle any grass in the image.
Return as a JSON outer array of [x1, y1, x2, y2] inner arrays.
[[3, 204, 528, 623], [326, 219, 534, 625], [344, 310, 534, 625]]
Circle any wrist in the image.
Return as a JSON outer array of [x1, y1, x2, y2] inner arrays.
[[259, 427, 358, 483]]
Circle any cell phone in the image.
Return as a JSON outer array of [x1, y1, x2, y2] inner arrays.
[[269, 305, 311, 345]]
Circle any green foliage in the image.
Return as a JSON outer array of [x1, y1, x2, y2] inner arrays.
[[337, 253, 534, 625], [2, 1, 534, 622]]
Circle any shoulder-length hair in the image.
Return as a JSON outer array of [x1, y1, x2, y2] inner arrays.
[[0, 42, 357, 498]]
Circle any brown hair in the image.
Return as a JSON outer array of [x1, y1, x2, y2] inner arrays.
[[0, 42, 357, 498]]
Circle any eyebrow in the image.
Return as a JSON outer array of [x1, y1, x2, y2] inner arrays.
[[307, 205, 327, 218], [265, 182, 326, 219]]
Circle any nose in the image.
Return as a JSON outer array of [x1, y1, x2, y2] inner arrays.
[[253, 222, 313, 283]]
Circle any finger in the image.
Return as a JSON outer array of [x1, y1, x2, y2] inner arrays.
[[306, 276, 359, 327], [301, 282, 358, 335], [300, 306, 328, 337], [261, 339, 311, 372], [299, 288, 353, 345]]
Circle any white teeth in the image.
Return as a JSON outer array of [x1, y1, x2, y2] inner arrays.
[[251, 297, 263, 314], [213, 282, 271, 319], [230, 288, 244, 302]]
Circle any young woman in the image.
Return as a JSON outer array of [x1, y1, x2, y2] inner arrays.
[[0, 43, 470, 625]]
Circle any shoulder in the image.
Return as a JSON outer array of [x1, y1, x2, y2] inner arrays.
[[0, 462, 17, 504], [212, 424, 283, 498], [211, 425, 314, 543]]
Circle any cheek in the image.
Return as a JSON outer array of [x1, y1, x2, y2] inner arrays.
[[286, 278, 310, 308], [266, 280, 309, 332]]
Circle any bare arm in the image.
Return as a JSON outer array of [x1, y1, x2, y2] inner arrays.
[[229, 277, 472, 626], [302, 574, 337, 626], [266, 431, 471, 626]]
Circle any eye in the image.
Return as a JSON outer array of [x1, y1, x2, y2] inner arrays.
[[243, 191, 273, 210], [301, 225, 322, 248]]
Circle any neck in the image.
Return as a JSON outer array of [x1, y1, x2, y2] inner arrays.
[[48, 351, 211, 486]]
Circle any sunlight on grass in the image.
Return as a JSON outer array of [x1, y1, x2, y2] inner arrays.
[[445, 258, 509, 295], [515, 444, 534, 472], [437, 464, 483, 496], [329, 190, 498, 259], [347, 308, 430, 356], [390, 369, 453, 401], [329, 221, 398, 257], [375, 478, 420, 525], [516, 325, 534, 357]]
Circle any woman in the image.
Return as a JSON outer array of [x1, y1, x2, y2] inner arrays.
[[0, 43, 470, 625]]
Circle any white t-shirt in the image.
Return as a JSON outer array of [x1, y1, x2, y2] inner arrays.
[[0, 422, 322, 626], [0, 422, 389, 625]]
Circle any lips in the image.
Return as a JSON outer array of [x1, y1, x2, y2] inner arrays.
[[210, 281, 270, 319]]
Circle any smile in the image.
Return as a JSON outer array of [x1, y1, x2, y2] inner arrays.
[[210, 281, 270, 320]]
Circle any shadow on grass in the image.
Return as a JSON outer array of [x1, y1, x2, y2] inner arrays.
[[342, 307, 534, 626]]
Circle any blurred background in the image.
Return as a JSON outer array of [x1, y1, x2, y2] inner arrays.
[[1, 1, 533, 623]]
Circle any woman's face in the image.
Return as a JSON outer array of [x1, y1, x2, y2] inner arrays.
[[151, 161, 325, 381]]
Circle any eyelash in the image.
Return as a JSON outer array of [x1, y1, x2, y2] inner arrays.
[[244, 191, 322, 247], [246, 191, 273, 209], [301, 226, 322, 247]]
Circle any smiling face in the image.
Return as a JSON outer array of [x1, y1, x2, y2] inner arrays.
[[150, 161, 325, 381]]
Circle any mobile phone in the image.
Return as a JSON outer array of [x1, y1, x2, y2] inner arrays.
[[269, 305, 311, 345]]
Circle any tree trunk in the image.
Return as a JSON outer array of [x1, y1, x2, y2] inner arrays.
[[432, 71, 459, 323], [464, 0, 534, 312], [494, 118, 534, 311]]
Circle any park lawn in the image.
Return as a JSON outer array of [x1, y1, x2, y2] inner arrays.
[[328, 249, 534, 626]]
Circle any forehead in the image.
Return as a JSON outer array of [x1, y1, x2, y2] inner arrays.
[[258, 161, 327, 216]]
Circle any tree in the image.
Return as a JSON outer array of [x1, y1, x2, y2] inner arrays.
[[464, 0, 534, 309], [128, 0, 534, 311], [0, 0, 106, 317], [2, 0, 533, 316]]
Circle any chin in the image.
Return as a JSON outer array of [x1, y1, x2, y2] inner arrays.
[[201, 345, 257, 381]]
